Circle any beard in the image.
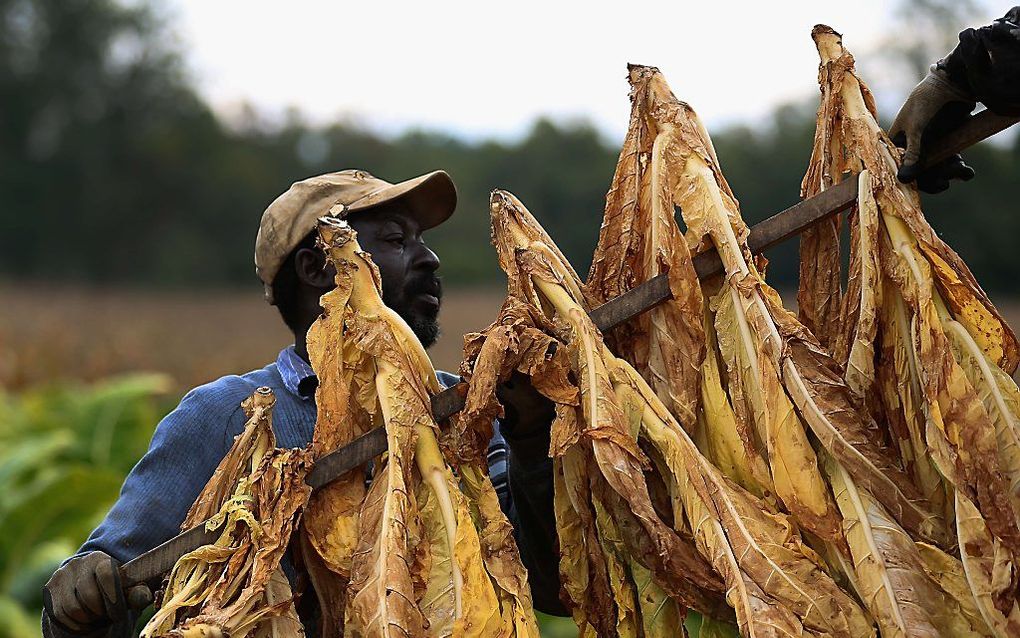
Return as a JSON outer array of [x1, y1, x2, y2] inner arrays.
[[385, 274, 442, 348], [406, 311, 441, 348]]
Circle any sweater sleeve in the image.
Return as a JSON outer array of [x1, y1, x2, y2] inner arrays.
[[498, 421, 566, 616], [75, 380, 250, 564], [42, 380, 252, 637], [941, 7, 1020, 115]]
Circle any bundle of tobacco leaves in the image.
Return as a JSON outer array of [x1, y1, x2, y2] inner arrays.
[[458, 188, 885, 637], [141, 387, 312, 638], [581, 62, 983, 637], [298, 215, 538, 638], [798, 26, 1020, 636]]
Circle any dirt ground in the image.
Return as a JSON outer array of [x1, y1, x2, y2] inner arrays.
[[3, 283, 1019, 392]]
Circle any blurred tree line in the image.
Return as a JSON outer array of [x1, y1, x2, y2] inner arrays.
[[1, 0, 1017, 293]]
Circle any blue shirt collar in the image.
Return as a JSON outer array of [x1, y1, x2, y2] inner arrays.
[[277, 345, 317, 400], [276, 344, 461, 402]]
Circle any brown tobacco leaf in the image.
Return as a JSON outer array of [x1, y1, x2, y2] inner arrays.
[[797, 213, 843, 353], [142, 388, 312, 638], [802, 25, 1020, 635], [454, 295, 576, 465], [585, 64, 706, 430], [797, 30, 852, 352], [303, 217, 538, 638], [493, 191, 728, 610], [612, 58, 946, 551], [489, 192, 730, 621], [809, 21, 1020, 543], [555, 445, 618, 637], [477, 189, 887, 635], [608, 65, 851, 545]]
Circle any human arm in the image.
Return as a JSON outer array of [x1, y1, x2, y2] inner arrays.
[[42, 382, 250, 636], [891, 7, 1020, 192], [494, 372, 566, 616]]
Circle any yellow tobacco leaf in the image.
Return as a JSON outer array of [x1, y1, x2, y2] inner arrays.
[[143, 389, 311, 638], [307, 218, 536, 637], [591, 478, 642, 638], [630, 558, 686, 638], [416, 480, 456, 637], [630, 364, 871, 637], [824, 453, 944, 637], [450, 471, 504, 638], [344, 358, 426, 638], [955, 492, 1020, 637], [459, 464, 540, 637], [915, 542, 996, 637]]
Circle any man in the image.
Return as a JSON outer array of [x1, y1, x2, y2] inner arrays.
[[42, 169, 562, 637], [891, 6, 1019, 193]]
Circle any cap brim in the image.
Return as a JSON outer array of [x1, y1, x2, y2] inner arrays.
[[345, 170, 457, 230]]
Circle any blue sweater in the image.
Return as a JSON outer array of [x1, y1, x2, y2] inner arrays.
[[75, 347, 506, 564], [45, 347, 562, 637]]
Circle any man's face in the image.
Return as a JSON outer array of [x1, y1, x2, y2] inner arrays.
[[344, 203, 443, 347]]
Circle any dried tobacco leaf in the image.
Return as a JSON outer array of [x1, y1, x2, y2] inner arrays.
[[491, 191, 728, 619], [298, 252, 373, 634], [824, 452, 947, 637], [589, 65, 945, 560], [142, 388, 312, 638], [585, 65, 707, 430], [800, 26, 1020, 631], [301, 216, 538, 638], [473, 189, 881, 636]]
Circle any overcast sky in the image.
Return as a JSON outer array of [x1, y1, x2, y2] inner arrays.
[[171, 0, 1002, 141]]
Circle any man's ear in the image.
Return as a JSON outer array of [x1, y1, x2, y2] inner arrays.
[[294, 247, 335, 289]]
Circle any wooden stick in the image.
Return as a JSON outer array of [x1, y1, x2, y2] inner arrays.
[[120, 109, 1017, 588]]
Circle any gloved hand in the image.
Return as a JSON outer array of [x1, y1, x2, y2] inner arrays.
[[42, 551, 153, 635], [889, 66, 977, 193]]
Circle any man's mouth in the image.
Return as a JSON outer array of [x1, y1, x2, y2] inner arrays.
[[416, 292, 440, 308], [409, 277, 442, 310]]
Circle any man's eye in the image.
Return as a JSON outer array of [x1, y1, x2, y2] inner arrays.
[[384, 235, 404, 245]]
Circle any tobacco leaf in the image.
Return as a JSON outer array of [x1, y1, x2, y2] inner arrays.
[[585, 65, 707, 429], [557, 447, 618, 637], [143, 389, 312, 638], [915, 541, 997, 637], [824, 453, 944, 637], [955, 492, 1020, 637], [459, 464, 539, 636], [305, 218, 538, 638], [627, 363, 871, 637], [806, 27, 1020, 565]]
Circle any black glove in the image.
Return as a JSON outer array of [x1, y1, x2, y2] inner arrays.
[[889, 66, 977, 194], [42, 551, 152, 636], [891, 7, 1020, 194]]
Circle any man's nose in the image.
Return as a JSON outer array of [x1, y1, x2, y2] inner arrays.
[[411, 241, 440, 273]]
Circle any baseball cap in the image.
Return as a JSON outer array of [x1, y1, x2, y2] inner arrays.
[[255, 169, 457, 303]]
